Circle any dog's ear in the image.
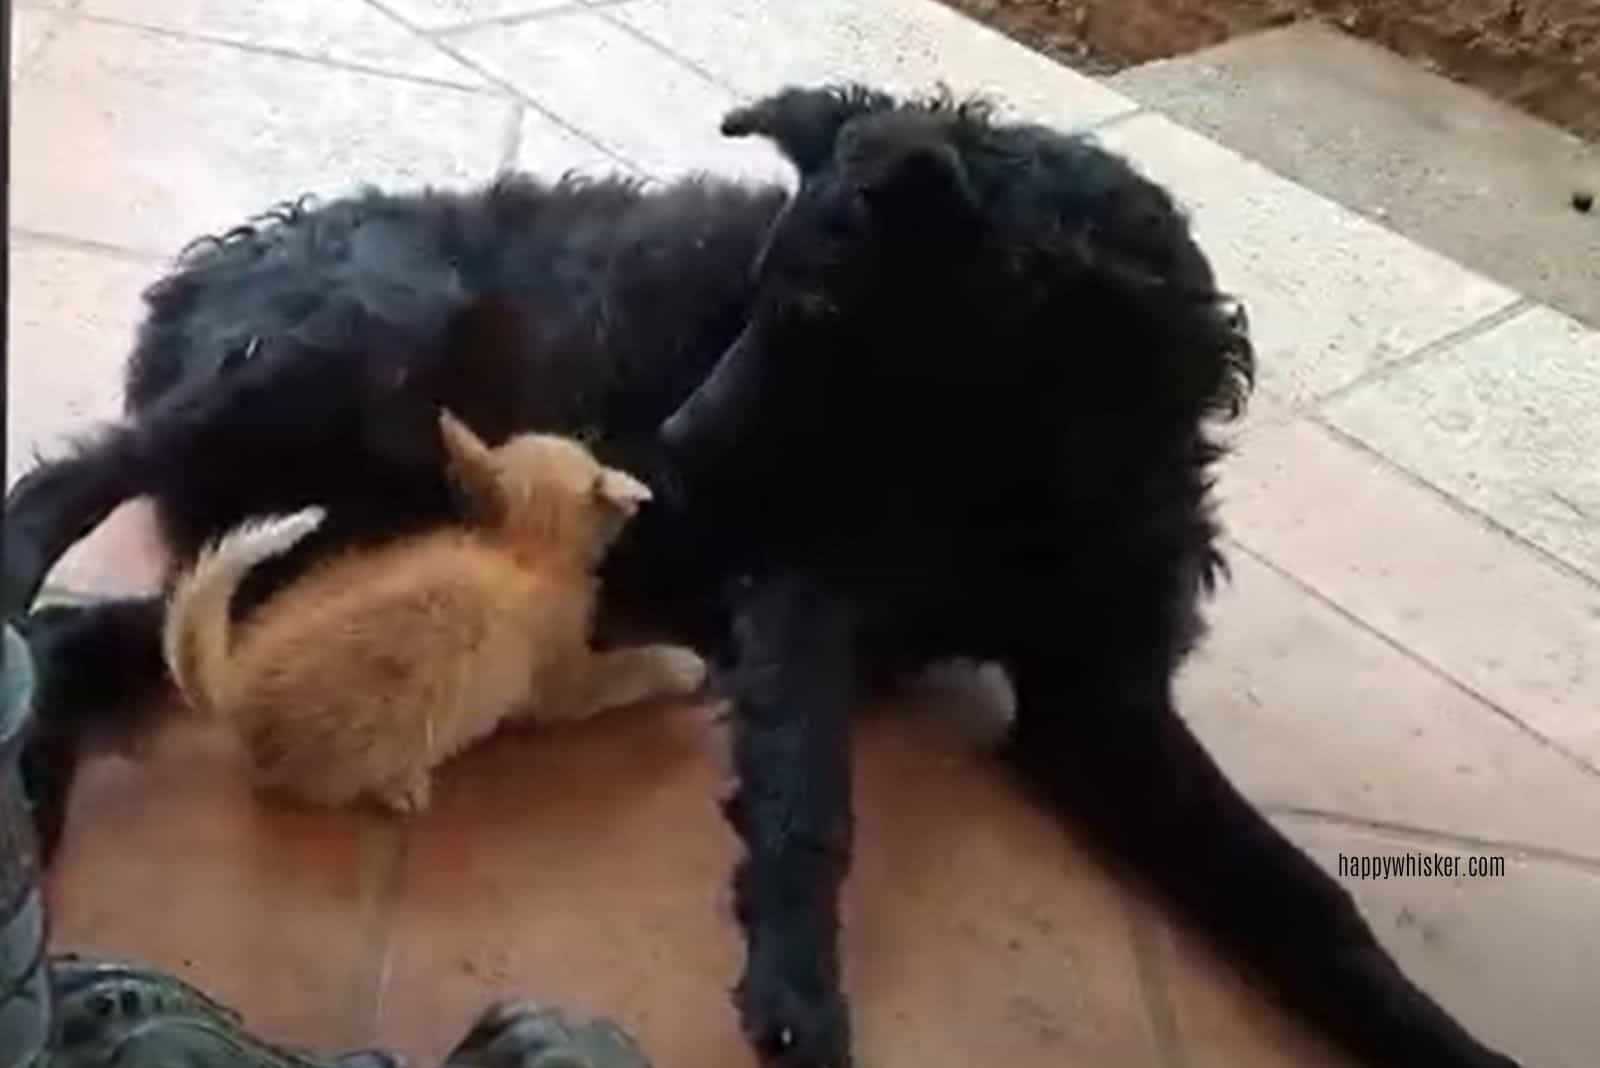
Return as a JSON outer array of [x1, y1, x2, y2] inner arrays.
[[438, 410, 504, 523], [592, 467, 653, 515], [722, 85, 895, 175], [861, 140, 980, 250]]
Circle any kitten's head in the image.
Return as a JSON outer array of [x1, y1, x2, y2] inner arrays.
[[438, 410, 652, 565]]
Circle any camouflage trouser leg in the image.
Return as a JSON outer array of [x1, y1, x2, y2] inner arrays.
[[47, 957, 652, 1068]]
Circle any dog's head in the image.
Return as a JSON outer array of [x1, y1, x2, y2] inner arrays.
[[661, 85, 1253, 493], [439, 411, 653, 565]]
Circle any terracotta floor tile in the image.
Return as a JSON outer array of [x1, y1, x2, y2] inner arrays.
[[448, 11, 790, 184], [13, 20, 511, 257], [78, 0, 492, 89], [41, 499, 171, 599], [6, 238, 152, 489], [1177, 549, 1600, 861], [1218, 417, 1600, 768], [11, 4, 66, 77], [1325, 305, 1600, 583], [46, 716, 403, 1052], [1126, 897, 1356, 1068], [375, 702, 747, 1068], [377, 693, 1162, 1068], [842, 700, 1160, 1068], [1146, 818, 1600, 1068]]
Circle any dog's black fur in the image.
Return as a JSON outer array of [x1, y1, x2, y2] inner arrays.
[[5, 86, 1516, 1068]]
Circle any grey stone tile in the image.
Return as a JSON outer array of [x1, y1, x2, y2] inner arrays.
[[1177, 549, 1600, 861], [12, 20, 513, 256], [611, 0, 1132, 132], [1324, 305, 1600, 583], [1094, 114, 1518, 408], [1109, 25, 1600, 329], [450, 10, 790, 183], [79, 0, 492, 87], [380, 0, 571, 33], [512, 108, 628, 179], [1216, 418, 1600, 769]]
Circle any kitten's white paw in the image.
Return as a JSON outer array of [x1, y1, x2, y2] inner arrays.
[[379, 773, 433, 815], [652, 646, 708, 696]]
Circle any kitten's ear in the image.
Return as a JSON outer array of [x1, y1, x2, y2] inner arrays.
[[438, 410, 504, 522], [592, 467, 652, 514]]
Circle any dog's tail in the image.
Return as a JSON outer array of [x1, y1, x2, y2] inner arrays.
[[162, 507, 326, 715]]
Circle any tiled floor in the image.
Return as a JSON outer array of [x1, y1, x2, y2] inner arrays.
[[10, 2, 1600, 1067]]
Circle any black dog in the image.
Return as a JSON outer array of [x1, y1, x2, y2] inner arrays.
[[5, 86, 1515, 1068]]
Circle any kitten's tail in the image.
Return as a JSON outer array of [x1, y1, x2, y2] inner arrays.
[[162, 507, 326, 715]]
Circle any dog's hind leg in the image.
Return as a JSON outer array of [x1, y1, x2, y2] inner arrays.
[[720, 571, 859, 1068], [5, 342, 338, 618], [1004, 645, 1520, 1067], [15, 596, 168, 862], [4, 425, 143, 617]]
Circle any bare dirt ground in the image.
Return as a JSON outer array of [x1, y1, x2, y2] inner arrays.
[[941, 0, 1600, 141]]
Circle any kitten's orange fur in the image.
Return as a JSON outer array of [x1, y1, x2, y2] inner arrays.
[[161, 411, 706, 814]]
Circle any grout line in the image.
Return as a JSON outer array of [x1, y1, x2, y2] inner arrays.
[[592, 4, 748, 98], [11, 225, 171, 265], [69, 11, 504, 96], [1223, 536, 1600, 783], [429, 1, 589, 37], [1308, 415, 1600, 596], [359, 0, 645, 175], [428, 0, 638, 40], [1268, 805, 1600, 877], [1081, 104, 1147, 136], [346, 817, 411, 1045], [1123, 897, 1189, 1068], [1314, 295, 1534, 411], [1236, 290, 1600, 599]]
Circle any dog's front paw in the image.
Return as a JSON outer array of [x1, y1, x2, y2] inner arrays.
[[736, 971, 851, 1068], [444, 1001, 652, 1068]]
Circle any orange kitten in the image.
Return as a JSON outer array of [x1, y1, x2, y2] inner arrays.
[[161, 411, 706, 813]]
